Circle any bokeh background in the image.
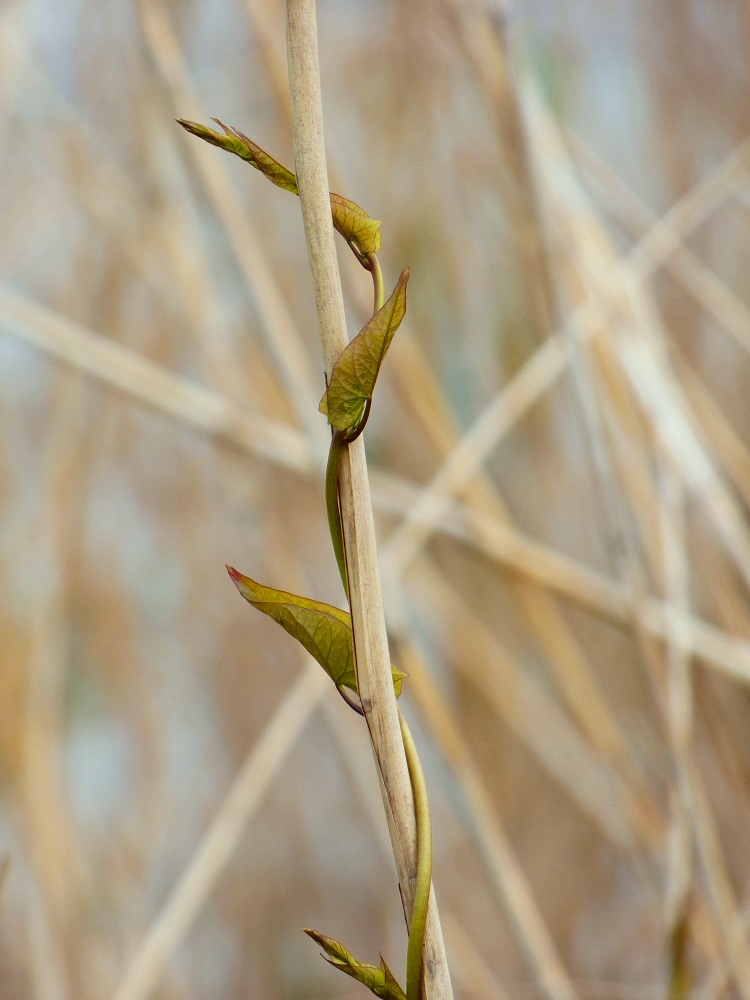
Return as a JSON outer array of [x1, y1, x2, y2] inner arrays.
[[2, 0, 750, 997]]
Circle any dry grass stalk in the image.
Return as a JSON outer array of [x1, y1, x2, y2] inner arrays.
[[113, 665, 327, 1000], [134, 0, 322, 431], [3, 2, 750, 995], [285, 0, 453, 995]]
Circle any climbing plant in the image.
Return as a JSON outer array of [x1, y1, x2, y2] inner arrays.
[[180, 117, 433, 1000]]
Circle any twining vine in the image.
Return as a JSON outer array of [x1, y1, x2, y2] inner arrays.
[[179, 117, 431, 1000]]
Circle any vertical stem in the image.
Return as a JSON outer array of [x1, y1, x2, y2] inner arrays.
[[367, 252, 386, 313], [285, 2, 453, 997]]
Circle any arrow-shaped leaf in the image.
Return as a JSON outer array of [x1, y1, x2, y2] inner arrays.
[[330, 192, 382, 255], [227, 568, 405, 697], [304, 929, 407, 1000], [319, 268, 410, 431], [216, 120, 300, 192], [381, 957, 408, 999], [177, 118, 298, 191], [177, 119, 381, 254]]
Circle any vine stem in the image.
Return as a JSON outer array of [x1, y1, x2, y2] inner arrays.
[[400, 707, 433, 1000], [285, 2, 452, 998], [327, 420, 432, 1000], [366, 251, 386, 313]]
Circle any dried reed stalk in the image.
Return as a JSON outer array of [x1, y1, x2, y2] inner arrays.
[[285, 0, 453, 995]]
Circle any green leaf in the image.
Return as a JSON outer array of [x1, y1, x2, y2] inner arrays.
[[381, 957, 408, 999], [320, 268, 410, 431], [215, 120, 300, 193], [227, 568, 405, 697], [330, 192, 382, 255], [177, 119, 381, 254], [177, 118, 299, 192], [304, 929, 407, 1000]]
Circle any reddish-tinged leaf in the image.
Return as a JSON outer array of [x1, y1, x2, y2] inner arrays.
[[380, 957, 407, 999], [215, 120, 299, 192], [177, 119, 381, 254], [304, 929, 407, 1000], [227, 568, 405, 697], [330, 192, 382, 255], [177, 118, 298, 192], [320, 268, 410, 431]]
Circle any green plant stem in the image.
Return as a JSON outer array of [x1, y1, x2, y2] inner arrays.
[[325, 252, 383, 602], [287, 6, 450, 995], [400, 707, 432, 1000], [325, 428, 349, 597], [324, 399, 371, 601], [325, 399, 432, 1000], [367, 252, 386, 313]]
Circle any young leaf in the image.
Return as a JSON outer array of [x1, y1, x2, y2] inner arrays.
[[227, 568, 405, 697], [216, 120, 300, 193], [330, 192, 382, 255], [304, 929, 407, 1000], [320, 268, 410, 431], [381, 957, 408, 999], [177, 119, 381, 254], [177, 118, 299, 192]]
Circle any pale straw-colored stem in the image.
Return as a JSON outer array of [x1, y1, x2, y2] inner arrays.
[[285, 1, 453, 996]]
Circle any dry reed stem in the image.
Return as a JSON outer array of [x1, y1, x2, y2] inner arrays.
[[614, 291, 750, 592], [441, 0, 558, 344], [676, 757, 750, 1000], [0, 285, 312, 474], [116, 0, 652, 890], [521, 83, 715, 779], [6, 2, 750, 994], [369, 4, 645, 795], [374, 244, 635, 776], [232, 7, 639, 960], [382, 334, 638, 801], [442, 914, 514, 1000], [23, 375, 90, 999], [320, 701, 511, 1000], [602, 297, 750, 620], [385, 339, 640, 795], [520, 93, 650, 604], [285, 1, 453, 996], [695, 904, 750, 1000], [322, 696, 516, 1000], [112, 665, 327, 1000], [375, 475, 750, 683], [407, 565, 660, 851], [568, 135, 750, 511], [518, 72, 750, 992], [676, 359, 750, 509], [378, 126, 750, 582], [655, 495, 750, 997], [4, 280, 748, 688], [232, 14, 624, 995], [5, 27, 250, 403], [394, 635, 579, 1000], [658, 459, 694, 988], [571, 134, 750, 361], [550, 154, 750, 622], [134, 0, 322, 433]]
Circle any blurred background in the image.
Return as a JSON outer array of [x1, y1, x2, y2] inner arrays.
[[2, 0, 750, 997]]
